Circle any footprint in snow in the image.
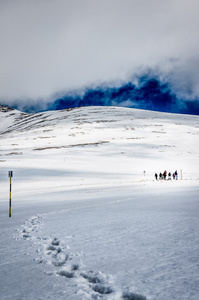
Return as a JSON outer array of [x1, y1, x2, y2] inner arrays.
[[121, 291, 147, 300], [14, 214, 44, 241], [43, 237, 72, 267], [80, 271, 114, 295]]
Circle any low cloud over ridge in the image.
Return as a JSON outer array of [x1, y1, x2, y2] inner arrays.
[[50, 77, 199, 115], [0, 0, 199, 114]]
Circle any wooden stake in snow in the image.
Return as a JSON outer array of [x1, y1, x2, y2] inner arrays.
[[8, 171, 13, 217]]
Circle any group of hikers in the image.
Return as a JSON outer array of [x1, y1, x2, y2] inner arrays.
[[155, 170, 178, 180]]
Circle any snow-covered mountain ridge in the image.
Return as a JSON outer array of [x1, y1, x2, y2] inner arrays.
[[0, 104, 198, 134]]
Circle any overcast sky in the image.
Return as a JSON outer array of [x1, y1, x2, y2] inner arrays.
[[0, 0, 199, 110]]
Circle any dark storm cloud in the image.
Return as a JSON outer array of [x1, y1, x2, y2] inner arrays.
[[49, 77, 199, 115], [0, 0, 199, 113]]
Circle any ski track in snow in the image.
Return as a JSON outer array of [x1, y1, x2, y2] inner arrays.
[[14, 212, 147, 300]]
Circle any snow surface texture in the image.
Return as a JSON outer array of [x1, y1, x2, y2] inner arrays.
[[0, 105, 199, 299]]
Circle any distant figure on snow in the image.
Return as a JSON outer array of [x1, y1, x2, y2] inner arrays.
[[159, 172, 162, 180], [168, 172, 171, 180], [163, 170, 167, 180], [155, 173, 158, 180], [175, 170, 178, 180]]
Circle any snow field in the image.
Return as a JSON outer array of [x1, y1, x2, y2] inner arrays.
[[0, 106, 199, 299], [10, 182, 199, 300], [14, 206, 147, 300]]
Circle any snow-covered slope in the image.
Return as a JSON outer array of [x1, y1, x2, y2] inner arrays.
[[0, 105, 199, 300], [0, 105, 198, 194]]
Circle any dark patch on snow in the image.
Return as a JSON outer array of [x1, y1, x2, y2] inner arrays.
[[92, 284, 114, 295], [81, 272, 102, 284], [122, 291, 147, 300], [57, 270, 74, 278], [51, 238, 60, 246]]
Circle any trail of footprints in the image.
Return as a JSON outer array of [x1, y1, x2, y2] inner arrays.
[[14, 214, 146, 300]]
